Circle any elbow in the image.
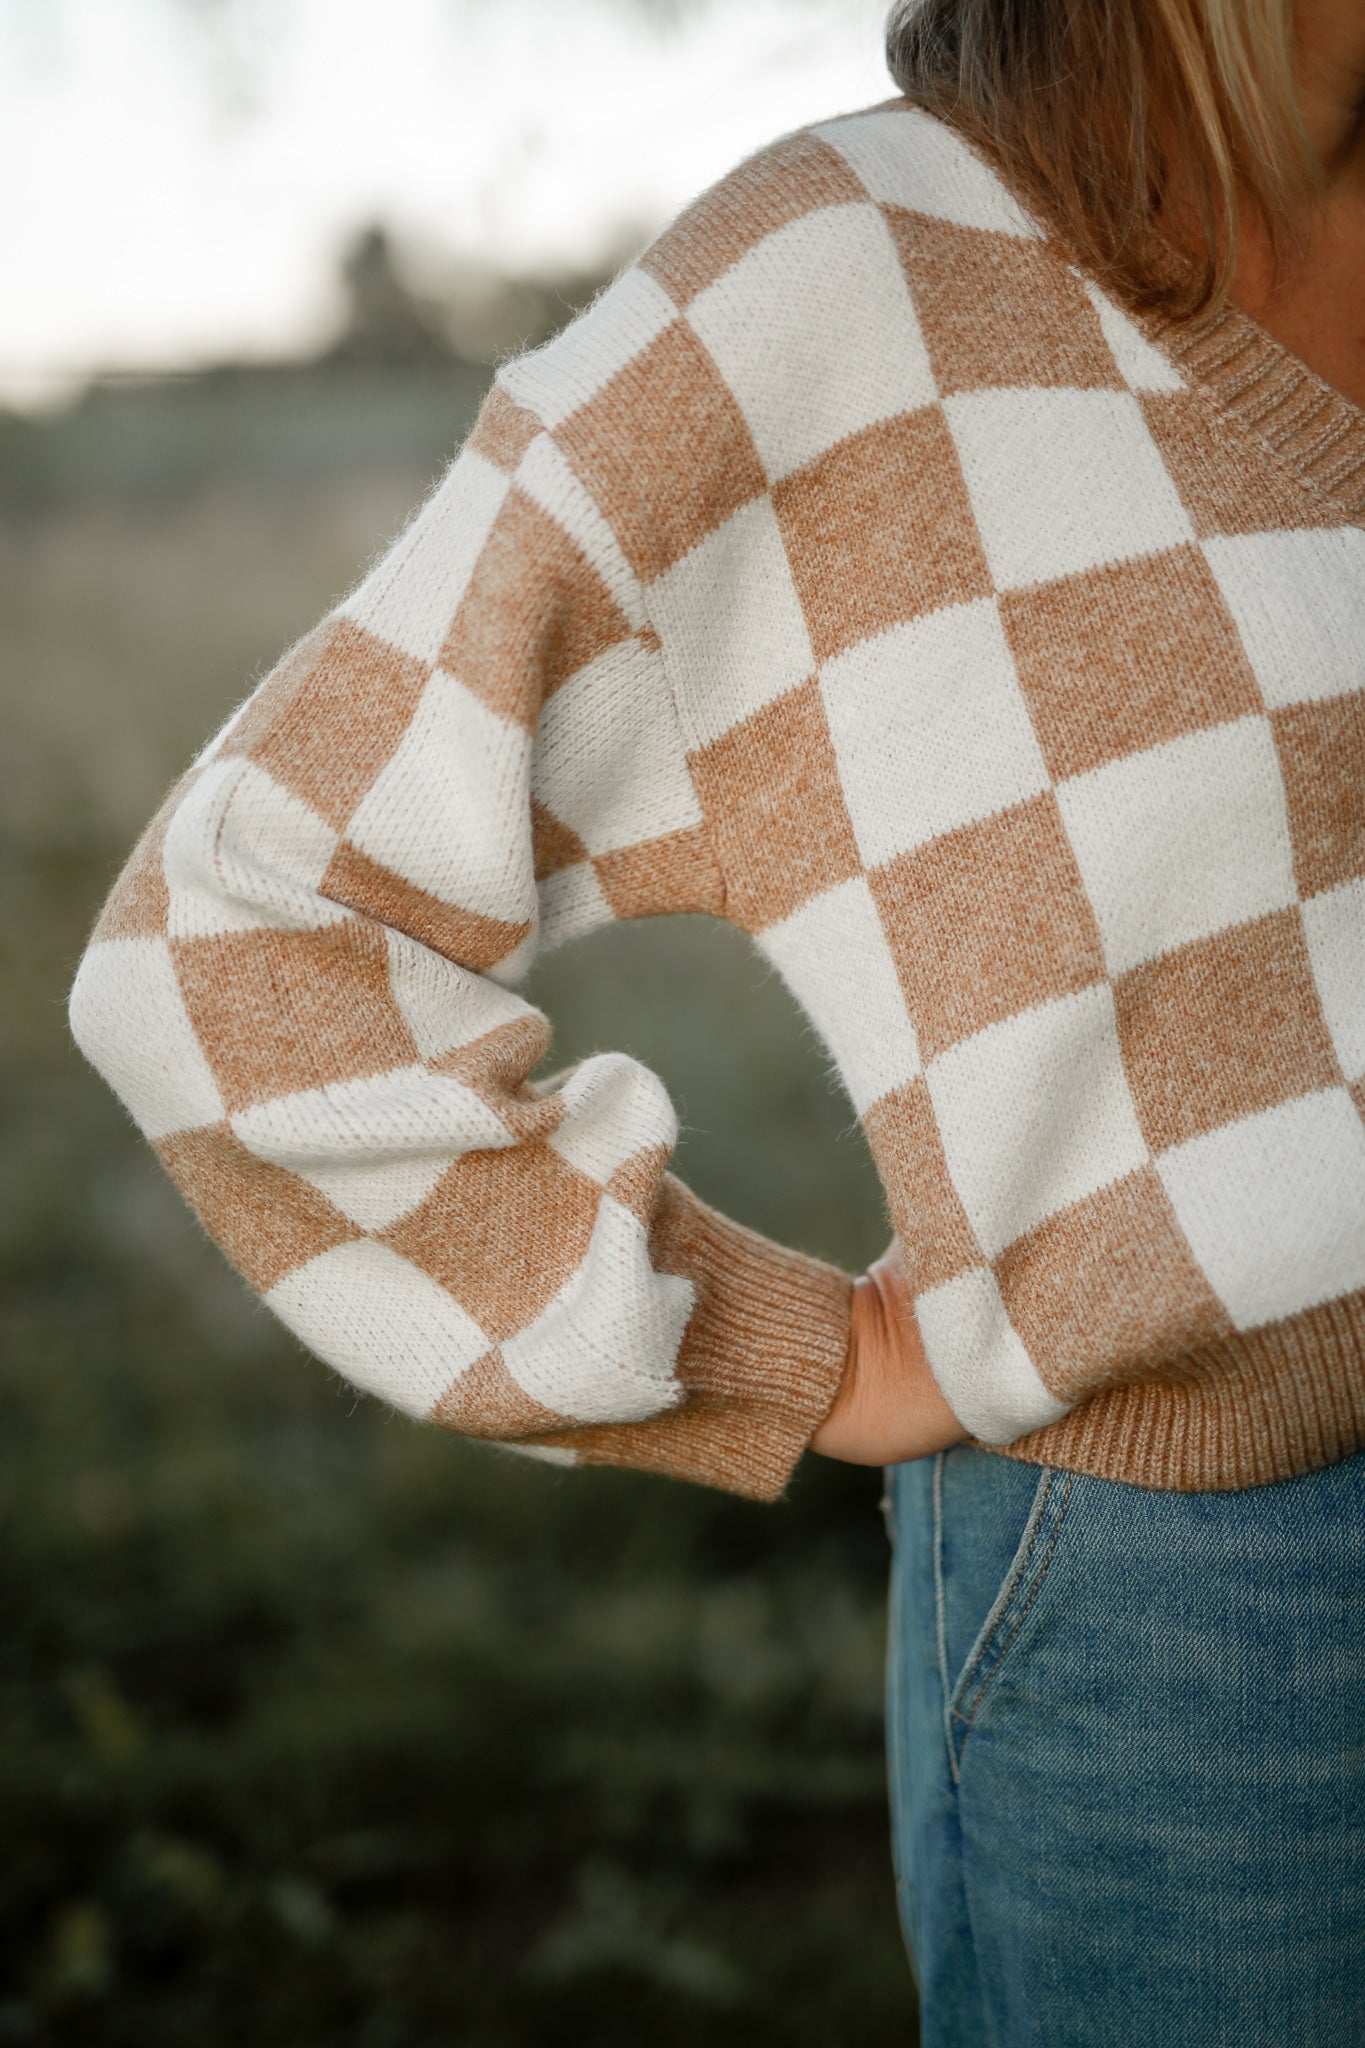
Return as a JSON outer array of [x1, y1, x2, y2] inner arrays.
[[68, 778, 228, 1144], [69, 920, 226, 1146]]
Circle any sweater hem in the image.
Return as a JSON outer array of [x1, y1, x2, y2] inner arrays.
[[988, 1288, 1365, 1491]]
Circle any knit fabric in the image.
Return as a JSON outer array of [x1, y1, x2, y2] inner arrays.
[[70, 98, 1365, 1500]]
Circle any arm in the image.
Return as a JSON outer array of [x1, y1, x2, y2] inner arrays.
[[812, 1241, 969, 1467], [67, 360, 854, 1504]]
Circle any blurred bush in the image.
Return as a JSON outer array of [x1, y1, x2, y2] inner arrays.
[[0, 317, 913, 2043]]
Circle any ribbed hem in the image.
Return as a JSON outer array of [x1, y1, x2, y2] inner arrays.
[[992, 1290, 1365, 1491], [557, 1176, 854, 1502]]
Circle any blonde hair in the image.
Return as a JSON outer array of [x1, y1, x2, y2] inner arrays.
[[884, 0, 1318, 320]]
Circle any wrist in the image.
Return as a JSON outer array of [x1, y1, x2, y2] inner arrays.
[[810, 1244, 969, 1467]]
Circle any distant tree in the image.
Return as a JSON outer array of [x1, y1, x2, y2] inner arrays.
[[326, 224, 458, 365]]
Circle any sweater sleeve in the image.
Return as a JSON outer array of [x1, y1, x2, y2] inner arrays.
[[66, 282, 854, 1503]]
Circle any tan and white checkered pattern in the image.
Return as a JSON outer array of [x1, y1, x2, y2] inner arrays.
[[70, 98, 1365, 1499]]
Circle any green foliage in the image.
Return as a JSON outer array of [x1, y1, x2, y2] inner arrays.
[[0, 364, 915, 2045]]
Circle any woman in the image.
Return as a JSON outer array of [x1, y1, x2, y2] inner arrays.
[[70, 0, 1365, 2039]]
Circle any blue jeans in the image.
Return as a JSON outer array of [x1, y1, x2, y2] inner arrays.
[[883, 1444, 1365, 2047]]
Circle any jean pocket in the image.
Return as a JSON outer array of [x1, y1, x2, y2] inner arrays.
[[939, 1457, 1075, 1782]]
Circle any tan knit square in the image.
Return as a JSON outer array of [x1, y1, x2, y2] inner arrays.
[[381, 1142, 600, 1339], [994, 1164, 1232, 1401], [593, 823, 725, 920], [868, 794, 1105, 1059], [439, 486, 634, 728], [1271, 694, 1365, 898], [530, 797, 590, 881], [430, 1345, 573, 1438], [156, 1123, 359, 1292], [431, 1011, 551, 1105], [885, 211, 1120, 395], [553, 321, 767, 584], [862, 1077, 983, 1291], [1115, 908, 1342, 1152], [467, 386, 542, 474], [688, 678, 861, 931], [1001, 546, 1263, 781], [232, 618, 431, 834], [1137, 389, 1342, 537], [323, 840, 533, 973], [639, 130, 869, 308], [91, 779, 182, 942], [171, 920, 419, 1111], [217, 618, 328, 759], [773, 408, 992, 664], [603, 1141, 673, 1225]]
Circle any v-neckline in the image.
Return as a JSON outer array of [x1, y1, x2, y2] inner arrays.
[[879, 95, 1365, 525], [1144, 286, 1365, 524]]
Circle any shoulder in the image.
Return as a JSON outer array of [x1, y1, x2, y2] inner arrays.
[[489, 99, 1068, 586], [503, 96, 1045, 395], [640, 95, 1041, 307], [590, 95, 1050, 366]]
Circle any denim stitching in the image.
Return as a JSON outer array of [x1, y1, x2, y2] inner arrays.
[[932, 1453, 960, 1783], [952, 1471, 1075, 1763], [951, 1468, 1054, 1709], [956, 1472, 1072, 1732], [884, 1466, 910, 1889]]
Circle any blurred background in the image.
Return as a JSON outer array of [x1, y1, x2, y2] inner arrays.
[[1, 2, 914, 2039]]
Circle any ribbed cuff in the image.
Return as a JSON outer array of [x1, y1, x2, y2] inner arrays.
[[559, 1176, 854, 1502]]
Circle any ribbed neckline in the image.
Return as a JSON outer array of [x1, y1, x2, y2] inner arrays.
[[882, 95, 1365, 525], [1145, 290, 1365, 524]]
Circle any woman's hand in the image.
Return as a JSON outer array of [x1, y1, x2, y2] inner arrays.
[[810, 1240, 970, 1467]]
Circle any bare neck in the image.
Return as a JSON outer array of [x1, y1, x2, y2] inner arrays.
[[1227, 0, 1365, 411], [1292, 0, 1365, 177]]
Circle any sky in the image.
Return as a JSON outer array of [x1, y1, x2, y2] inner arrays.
[[0, 0, 892, 407]]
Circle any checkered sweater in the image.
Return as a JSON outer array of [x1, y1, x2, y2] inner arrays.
[[70, 99, 1365, 1500]]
